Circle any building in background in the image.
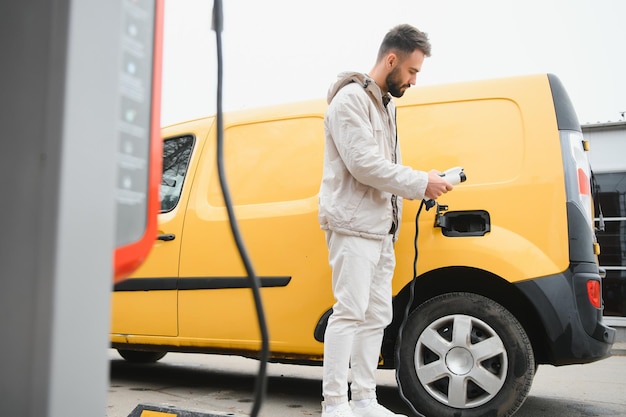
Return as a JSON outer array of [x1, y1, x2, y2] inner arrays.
[[584, 120, 626, 337]]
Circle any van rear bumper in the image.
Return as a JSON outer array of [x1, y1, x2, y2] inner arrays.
[[515, 263, 615, 365]]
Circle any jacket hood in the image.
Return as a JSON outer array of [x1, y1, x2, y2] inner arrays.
[[327, 72, 373, 104]]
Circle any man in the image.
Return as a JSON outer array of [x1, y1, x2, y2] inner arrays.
[[318, 24, 453, 417]]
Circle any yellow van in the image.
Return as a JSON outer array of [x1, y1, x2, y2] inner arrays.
[[111, 73, 615, 417]]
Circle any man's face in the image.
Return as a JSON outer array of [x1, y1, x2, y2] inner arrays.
[[386, 49, 425, 98]]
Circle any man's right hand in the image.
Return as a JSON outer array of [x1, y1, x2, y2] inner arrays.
[[424, 169, 454, 200]]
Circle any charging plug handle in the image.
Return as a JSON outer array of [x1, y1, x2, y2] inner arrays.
[[440, 166, 466, 186]]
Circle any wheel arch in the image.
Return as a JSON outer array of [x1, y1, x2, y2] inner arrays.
[[382, 266, 550, 367]]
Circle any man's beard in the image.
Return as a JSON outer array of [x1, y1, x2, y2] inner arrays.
[[386, 68, 409, 98]]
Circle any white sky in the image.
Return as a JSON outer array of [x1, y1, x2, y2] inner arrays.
[[161, 0, 626, 127]]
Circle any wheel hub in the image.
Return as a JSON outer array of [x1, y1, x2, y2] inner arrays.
[[445, 346, 474, 375]]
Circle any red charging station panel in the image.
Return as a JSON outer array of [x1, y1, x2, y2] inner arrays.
[[114, 0, 164, 283]]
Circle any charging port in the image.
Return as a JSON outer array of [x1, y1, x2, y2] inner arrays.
[[436, 210, 490, 237]]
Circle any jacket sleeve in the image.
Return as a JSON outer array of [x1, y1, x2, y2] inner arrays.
[[326, 87, 428, 200]]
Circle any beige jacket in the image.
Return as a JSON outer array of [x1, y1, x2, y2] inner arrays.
[[318, 72, 428, 241]]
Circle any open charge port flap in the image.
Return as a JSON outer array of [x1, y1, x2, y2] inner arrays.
[[437, 210, 491, 237]]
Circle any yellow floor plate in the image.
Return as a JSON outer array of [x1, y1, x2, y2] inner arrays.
[[127, 403, 245, 417]]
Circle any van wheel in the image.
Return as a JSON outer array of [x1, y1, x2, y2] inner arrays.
[[117, 349, 167, 363], [396, 292, 534, 417]]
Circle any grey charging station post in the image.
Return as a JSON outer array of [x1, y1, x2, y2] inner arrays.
[[0, 1, 155, 416]]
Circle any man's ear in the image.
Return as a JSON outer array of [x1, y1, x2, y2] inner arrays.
[[386, 52, 397, 69]]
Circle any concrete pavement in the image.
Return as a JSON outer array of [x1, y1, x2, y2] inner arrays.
[[107, 346, 626, 417]]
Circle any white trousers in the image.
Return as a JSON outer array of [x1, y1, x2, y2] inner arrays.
[[322, 230, 395, 406]]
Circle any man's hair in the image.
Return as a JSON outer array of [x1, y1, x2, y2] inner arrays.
[[377, 24, 431, 61]]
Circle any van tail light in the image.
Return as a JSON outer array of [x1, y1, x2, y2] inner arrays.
[[577, 168, 590, 196], [586, 280, 601, 308]]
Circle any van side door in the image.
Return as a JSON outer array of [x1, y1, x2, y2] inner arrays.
[[176, 115, 331, 354], [111, 134, 196, 337]]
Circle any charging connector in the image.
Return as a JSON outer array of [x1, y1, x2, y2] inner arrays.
[[425, 167, 466, 210], [440, 166, 466, 185]]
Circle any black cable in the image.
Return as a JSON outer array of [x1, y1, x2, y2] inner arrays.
[[394, 199, 426, 417], [212, 2, 269, 416]]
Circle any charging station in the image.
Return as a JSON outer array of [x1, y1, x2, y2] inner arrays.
[[0, 0, 162, 415]]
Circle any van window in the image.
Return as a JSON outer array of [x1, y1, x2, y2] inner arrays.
[[160, 135, 194, 212], [209, 117, 324, 206]]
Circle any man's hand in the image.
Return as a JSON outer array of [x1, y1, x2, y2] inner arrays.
[[424, 169, 454, 200]]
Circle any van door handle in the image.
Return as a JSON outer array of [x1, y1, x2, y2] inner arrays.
[[157, 233, 176, 241]]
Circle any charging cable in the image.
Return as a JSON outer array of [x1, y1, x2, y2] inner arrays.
[[212, 2, 269, 416], [394, 167, 466, 417], [394, 198, 427, 417]]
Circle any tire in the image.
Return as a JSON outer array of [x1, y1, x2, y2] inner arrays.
[[117, 349, 167, 363], [396, 292, 534, 417]]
